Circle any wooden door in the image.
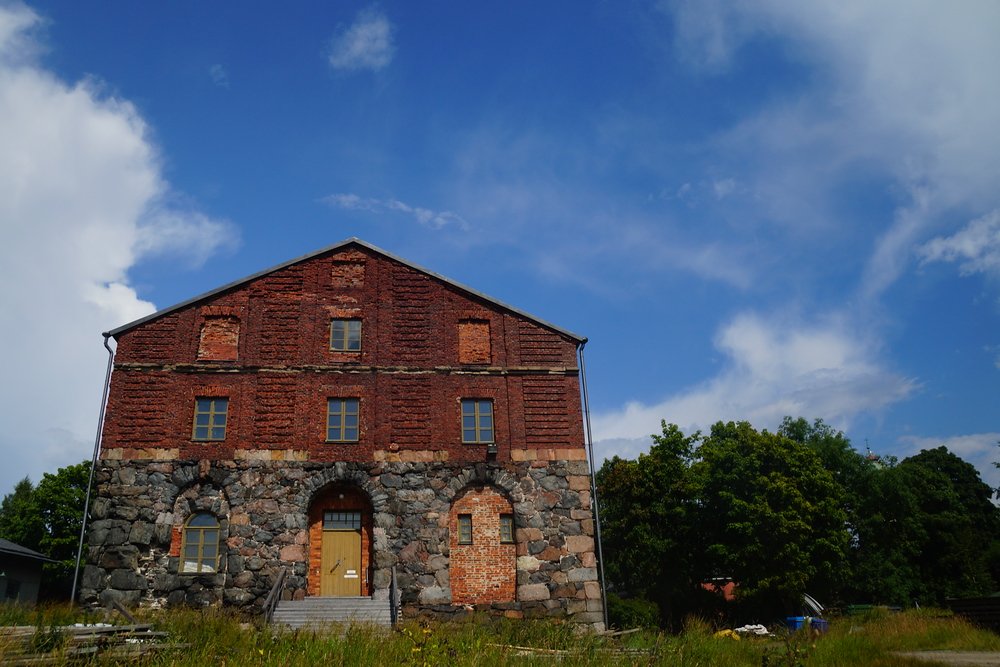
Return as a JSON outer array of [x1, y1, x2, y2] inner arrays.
[[320, 511, 362, 596]]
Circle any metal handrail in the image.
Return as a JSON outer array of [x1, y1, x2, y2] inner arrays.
[[389, 566, 399, 627], [262, 567, 288, 623]]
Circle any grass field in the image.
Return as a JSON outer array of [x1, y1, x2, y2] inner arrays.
[[1, 604, 998, 666]]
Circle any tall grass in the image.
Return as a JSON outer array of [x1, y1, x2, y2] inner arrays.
[[0, 604, 998, 665]]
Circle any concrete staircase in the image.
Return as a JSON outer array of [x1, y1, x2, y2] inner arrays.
[[271, 596, 395, 629]]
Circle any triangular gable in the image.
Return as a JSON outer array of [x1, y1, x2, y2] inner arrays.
[[105, 238, 586, 343]]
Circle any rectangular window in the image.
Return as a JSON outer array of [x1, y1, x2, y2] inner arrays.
[[192, 398, 228, 441], [330, 319, 362, 351], [500, 514, 514, 544], [327, 398, 360, 442], [457, 514, 473, 544], [461, 399, 494, 444], [323, 511, 361, 530]]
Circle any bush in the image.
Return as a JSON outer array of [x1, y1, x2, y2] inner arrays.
[[607, 592, 661, 629]]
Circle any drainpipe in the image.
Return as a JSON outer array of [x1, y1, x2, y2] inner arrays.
[[71, 333, 115, 604], [578, 341, 609, 630]]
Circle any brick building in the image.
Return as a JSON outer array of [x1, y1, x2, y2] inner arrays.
[[82, 238, 604, 628]]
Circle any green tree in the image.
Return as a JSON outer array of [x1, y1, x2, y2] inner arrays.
[[897, 446, 999, 603], [779, 417, 866, 499], [0, 461, 91, 599], [0, 477, 44, 549], [596, 422, 699, 628], [692, 421, 849, 618], [849, 460, 926, 604], [848, 446, 1000, 606]]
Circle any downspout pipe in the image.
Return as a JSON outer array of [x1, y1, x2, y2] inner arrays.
[[578, 341, 609, 630], [71, 333, 114, 604]]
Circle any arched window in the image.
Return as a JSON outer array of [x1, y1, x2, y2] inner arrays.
[[181, 513, 220, 573]]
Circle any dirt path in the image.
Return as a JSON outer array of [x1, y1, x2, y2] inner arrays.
[[896, 651, 1000, 666]]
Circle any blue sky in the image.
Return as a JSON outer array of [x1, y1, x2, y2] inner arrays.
[[1, 1, 998, 496]]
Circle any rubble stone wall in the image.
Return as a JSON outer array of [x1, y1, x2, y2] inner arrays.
[[84, 457, 604, 629]]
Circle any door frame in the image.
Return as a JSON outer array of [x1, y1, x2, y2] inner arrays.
[[307, 484, 373, 597]]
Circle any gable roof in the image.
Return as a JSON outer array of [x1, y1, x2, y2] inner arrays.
[[105, 238, 586, 343], [0, 538, 54, 562]]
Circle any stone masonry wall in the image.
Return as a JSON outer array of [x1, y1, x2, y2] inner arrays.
[[84, 457, 604, 629]]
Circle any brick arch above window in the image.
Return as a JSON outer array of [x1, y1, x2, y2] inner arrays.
[[167, 480, 230, 575]]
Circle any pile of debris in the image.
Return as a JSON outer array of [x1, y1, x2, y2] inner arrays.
[[0, 622, 183, 664]]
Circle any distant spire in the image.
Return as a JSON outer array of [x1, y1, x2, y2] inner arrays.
[[864, 438, 880, 461]]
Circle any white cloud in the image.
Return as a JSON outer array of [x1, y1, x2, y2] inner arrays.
[[0, 2, 42, 63], [591, 312, 916, 453], [666, 0, 754, 72], [0, 4, 237, 493], [208, 64, 229, 88], [712, 178, 736, 200], [919, 209, 1000, 278], [663, 1, 1000, 300], [324, 193, 468, 230], [328, 7, 394, 72], [135, 208, 240, 268]]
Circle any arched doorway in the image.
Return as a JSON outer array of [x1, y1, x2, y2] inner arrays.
[[307, 485, 373, 597]]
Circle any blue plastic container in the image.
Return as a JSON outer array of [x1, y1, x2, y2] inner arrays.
[[786, 616, 829, 633]]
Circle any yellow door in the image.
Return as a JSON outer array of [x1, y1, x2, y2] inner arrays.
[[320, 512, 362, 596]]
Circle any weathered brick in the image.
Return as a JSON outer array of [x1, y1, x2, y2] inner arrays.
[[451, 486, 516, 604], [91, 240, 602, 629]]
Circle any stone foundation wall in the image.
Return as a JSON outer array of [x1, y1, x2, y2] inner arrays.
[[83, 457, 604, 629]]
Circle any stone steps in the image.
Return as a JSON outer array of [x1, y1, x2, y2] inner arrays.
[[271, 596, 394, 629]]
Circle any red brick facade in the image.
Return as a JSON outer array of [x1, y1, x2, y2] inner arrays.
[[92, 239, 600, 625], [449, 486, 516, 604], [102, 242, 585, 464]]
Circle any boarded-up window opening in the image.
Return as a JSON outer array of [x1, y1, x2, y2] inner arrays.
[[198, 317, 239, 361], [458, 320, 491, 364]]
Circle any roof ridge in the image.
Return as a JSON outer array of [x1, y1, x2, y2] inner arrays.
[[105, 238, 586, 343]]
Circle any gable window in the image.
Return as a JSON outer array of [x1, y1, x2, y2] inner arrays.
[[457, 514, 473, 544], [181, 513, 220, 573], [500, 514, 515, 544], [330, 319, 362, 352], [327, 398, 359, 442], [192, 398, 228, 441], [461, 399, 494, 444]]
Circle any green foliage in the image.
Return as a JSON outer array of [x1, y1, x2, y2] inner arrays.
[[693, 421, 849, 616], [3, 605, 1000, 667], [760, 630, 814, 667], [28, 615, 66, 654], [596, 422, 700, 627], [897, 447, 998, 602], [597, 420, 850, 625], [607, 592, 661, 629], [599, 415, 1000, 623], [0, 477, 44, 548], [849, 446, 999, 606], [0, 461, 91, 600]]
